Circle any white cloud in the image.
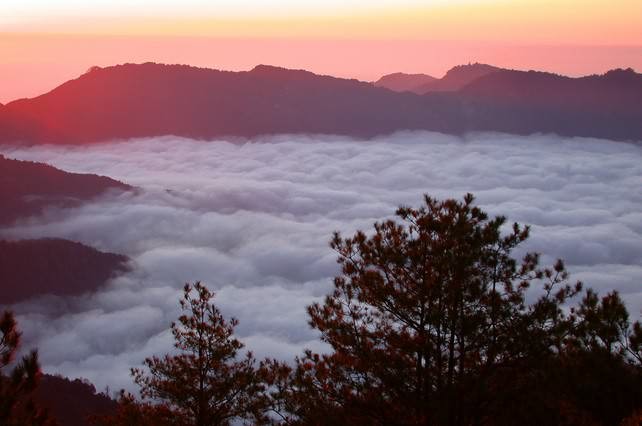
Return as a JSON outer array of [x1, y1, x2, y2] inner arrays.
[[1, 131, 641, 392]]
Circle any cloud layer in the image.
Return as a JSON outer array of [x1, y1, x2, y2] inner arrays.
[[1, 132, 641, 393]]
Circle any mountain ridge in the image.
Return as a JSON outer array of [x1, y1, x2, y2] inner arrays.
[[0, 238, 130, 305], [374, 72, 438, 93], [0, 155, 132, 226], [0, 62, 640, 143], [376, 63, 502, 94]]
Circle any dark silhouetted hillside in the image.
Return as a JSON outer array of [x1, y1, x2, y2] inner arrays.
[[0, 63, 439, 143], [0, 62, 640, 143], [461, 67, 642, 108], [455, 67, 642, 139], [35, 375, 118, 426], [0, 238, 129, 305], [0, 155, 131, 226], [374, 72, 437, 93]]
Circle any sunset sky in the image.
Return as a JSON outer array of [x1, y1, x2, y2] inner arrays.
[[1, 0, 641, 103]]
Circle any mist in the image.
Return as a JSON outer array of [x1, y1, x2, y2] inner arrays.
[[1, 131, 641, 393]]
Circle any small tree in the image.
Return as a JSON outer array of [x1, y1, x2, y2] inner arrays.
[[0, 311, 53, 426], [131, 282, 264, 426]]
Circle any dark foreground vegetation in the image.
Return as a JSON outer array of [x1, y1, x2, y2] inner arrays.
[[2, 194, 641, 425]]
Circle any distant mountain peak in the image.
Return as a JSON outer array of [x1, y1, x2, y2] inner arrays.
[[605, 67, 636, 75], [407, 62, 503, 94], [440, 62, 502, 82], [250, 64, 313, 76], [446, 62, 500, 73], [374, 72, 437, 93], [84, 65, 103, 75], [251, 64, 287, 72], [378, 72, 436, 79], [602, 67, 639, 81]]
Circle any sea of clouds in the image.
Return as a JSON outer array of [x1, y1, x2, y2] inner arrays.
[[1, 131, 641, 393]]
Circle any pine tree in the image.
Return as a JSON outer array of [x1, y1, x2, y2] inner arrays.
[[0, 310, 53, 426], [265, 194, 587, 425], [131, 282, 264, 426], [96, 194, 642, 425]]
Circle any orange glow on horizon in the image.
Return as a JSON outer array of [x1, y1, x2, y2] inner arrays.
[[0, 0, 640, 103], [3, 1, 641, 44], [1, 34, 641, 104]]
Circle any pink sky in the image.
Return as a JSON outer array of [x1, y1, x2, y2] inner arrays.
[[1, 0, 641, 103]]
